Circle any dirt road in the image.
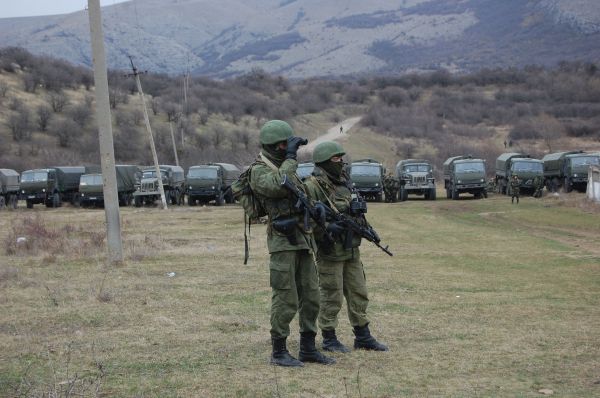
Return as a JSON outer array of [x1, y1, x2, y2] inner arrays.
[[300, 116, 362, 155]]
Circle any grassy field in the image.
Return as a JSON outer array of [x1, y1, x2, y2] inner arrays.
[[1, 192, 599, 397]]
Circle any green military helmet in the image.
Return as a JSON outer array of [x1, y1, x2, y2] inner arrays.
[[313, 141, 346, 163], [260, 120, 293, 145]]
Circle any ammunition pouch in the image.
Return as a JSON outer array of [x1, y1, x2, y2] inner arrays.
[[349, 197, 367, 215], [272, 217, 299, 245]]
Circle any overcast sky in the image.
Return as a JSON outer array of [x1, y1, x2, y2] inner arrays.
[[1, 0, 130, 18]]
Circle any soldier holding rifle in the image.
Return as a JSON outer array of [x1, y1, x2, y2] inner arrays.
[[303, 141, 389, 353], [249, 120, 335, 367]]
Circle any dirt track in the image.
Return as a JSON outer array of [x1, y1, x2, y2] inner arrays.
[[299, 116, 362, 156]]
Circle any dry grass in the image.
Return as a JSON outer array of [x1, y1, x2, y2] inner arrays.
[[0, 195, 599, 397]]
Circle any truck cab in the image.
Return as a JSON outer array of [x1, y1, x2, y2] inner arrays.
[[395, 159, 436, 201], [542, 151, 600, 192], [134, 165, 185, 206], [348, 159, 384, 202], [495, 153, 543, 195], [186, 163, 240, 206], [444, 156, 487, 200]]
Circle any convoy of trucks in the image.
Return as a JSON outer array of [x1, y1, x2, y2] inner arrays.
[[4, 148, 599, 209]]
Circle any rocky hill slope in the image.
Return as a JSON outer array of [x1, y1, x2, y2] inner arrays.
[[0, 0, 599, 78]]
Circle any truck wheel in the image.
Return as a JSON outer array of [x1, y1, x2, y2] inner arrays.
[[399, 188, 406, 202], [563, 177, 572, 193], [482, 190, 488, 199], [429, 188, 437, 200], [52, 193, 61, 208], [73, 196, 81, 208], [376, 193, 383, 202], [451, 187, 459, 200], [9, 194, 18, 209], [188, 196, 196, 206], [446, 188, 451, 199], [26, 200, 33, 209], [215, 192, 224, 206], [134, 196, 143, 207]]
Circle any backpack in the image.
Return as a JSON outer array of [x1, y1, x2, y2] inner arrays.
[[230, 161, 268, 264], [231, 163, 267, 221]]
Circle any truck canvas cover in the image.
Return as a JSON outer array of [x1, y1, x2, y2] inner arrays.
[[0, 169, 20, 193]]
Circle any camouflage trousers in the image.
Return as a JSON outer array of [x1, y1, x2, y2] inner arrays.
[[317, 252, 370, 331], [269, 250, 320, 338]]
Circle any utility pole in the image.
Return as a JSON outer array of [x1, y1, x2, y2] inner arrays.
[[127, 56, 168, 209], [87, 0, 123, 263], [169, 122, 179, 166]]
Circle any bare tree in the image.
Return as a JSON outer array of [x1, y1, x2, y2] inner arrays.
[[0, 81, 9, 98], [49, 119, 79, 148], [70, 104, 92, 127], [49, 91, 69, 113], [7, 109, 31, 141], [36, 104, 53, 131]]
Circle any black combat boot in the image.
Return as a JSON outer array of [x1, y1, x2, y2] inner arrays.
[[298, 332, 336, 365], [270, 337, 303, 367], [353, 324, 389, 351], [322, 329, 350, 353]]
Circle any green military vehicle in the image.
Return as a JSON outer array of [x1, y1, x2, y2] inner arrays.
[[0, 169, 20, 209], [186, 163, 241, 206], [348, 159, 384, 202], [79, 165, 141, 207], [495, 153, 543, 196], [443, 155, 487, 200], [134, 165, 185, 206], [395, 159, 436, 201], [542, 150, 600, 192], [20, 166, 96, 208], [296, 162, 315, 181]]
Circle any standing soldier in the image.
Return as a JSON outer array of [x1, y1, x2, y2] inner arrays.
[[383, 173, 399, 202], [250, 120, 335, 367], [510, 174, 521, 204], [305, 141, 388, 353], [487, 177, 496, 195], [533, 175, 544, 198]]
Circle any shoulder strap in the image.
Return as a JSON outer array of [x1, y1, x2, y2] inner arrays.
[[310, 175, 340, 214], [259, 152, 278, 171]]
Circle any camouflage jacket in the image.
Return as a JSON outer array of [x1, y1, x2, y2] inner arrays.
[[383, 175, 400, 190], [249, 156, 315, 254], [304, 168, 361, 261], [510, 178, 521, 191]]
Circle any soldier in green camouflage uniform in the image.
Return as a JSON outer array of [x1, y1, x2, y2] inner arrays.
[[383, 173, 400, 203], [250, 120, 334, 367], [510, 174, 521, 204], [304, 141, 388, 353], [533, 175, 544, 198]]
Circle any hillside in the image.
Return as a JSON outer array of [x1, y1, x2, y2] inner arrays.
[[1, 48, 599, 176], [0, 0, 599, 78]]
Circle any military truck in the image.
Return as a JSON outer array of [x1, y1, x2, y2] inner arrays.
[[348, 159, 385, 202], [186, 163, 241, 206], [443, 155, 487, 200], [395, 159, 436, 201], [134, 165, 185, 206], [495, 153, 544, 196], [296, 162, 315, 181], [0, 169, 20, 209], [79, 165, 141, 207], [20, 166, 96, 208], [542, 150, 600, 192]]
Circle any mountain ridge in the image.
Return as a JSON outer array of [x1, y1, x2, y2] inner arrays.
[[1, 0, 599, 78]]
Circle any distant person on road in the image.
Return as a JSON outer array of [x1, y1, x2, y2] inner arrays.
[[304, 141, 389, 354], [250, 120, 335, 367], [340, 125, 343, 134], [510, 174, 521, 204]]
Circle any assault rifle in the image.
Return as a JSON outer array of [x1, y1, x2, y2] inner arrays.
[[281, 175, 393, 256]]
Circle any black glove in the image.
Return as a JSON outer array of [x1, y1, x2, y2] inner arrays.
[[313, 201, 327, 225], [325, 221, 345, 238], [286, 136, 308, 159]]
